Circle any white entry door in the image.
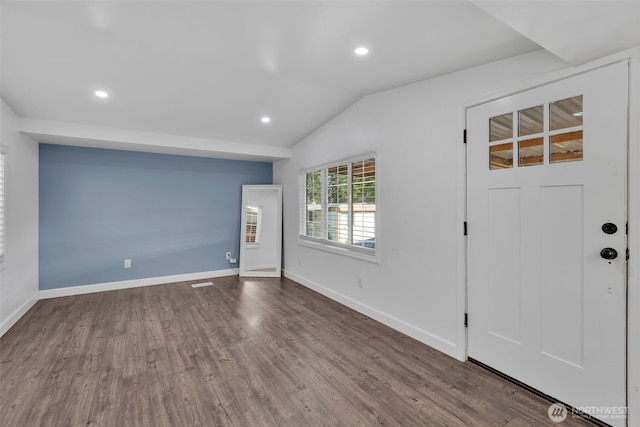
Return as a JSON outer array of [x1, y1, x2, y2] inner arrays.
[[467, 62, 627, 426]]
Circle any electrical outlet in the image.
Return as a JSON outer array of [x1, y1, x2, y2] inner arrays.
[[124, 259, 132, 268], [226, 252, 231, 260], [358, 276, 364, 288]]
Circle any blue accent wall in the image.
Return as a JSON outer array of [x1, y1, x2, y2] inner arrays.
[[39, 145, 272, 290]]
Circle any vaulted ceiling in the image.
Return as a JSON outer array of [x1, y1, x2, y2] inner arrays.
[[2, 1, 639, 161]]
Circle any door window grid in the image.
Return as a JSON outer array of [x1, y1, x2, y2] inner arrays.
[[488, 95, 583, 170]]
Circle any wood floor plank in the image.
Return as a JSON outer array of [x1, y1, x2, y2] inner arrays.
[[31, 372, 74, 426], [54, 372, 99, 427], [0, 374, 49, 426], [122, 320, 147, 378], [0, 276, 595, 426], [289, 387, 342, 426], [116, 374, 150, 427], [86, 367, 123, 427]]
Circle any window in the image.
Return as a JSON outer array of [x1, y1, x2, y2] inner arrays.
[[488, 95, 583, 170], [305, 170, 323, 239], [300, 153, 376, 257], [0, 147, 5, 265]]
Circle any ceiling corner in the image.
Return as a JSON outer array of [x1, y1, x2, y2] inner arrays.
[[470, 0, 640, 66]]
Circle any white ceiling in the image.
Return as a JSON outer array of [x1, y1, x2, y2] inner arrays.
[[471, 0, 640, 66], [2, 1, 639, 161]]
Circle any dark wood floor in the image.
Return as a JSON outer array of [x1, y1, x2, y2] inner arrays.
[[1, 276, 592, 426]]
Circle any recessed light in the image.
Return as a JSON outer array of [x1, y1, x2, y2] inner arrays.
[[354, 47, 369, 56], [261, 116, 271, 124], [572, 111, 583, 117], [94, 90, 109, 98]]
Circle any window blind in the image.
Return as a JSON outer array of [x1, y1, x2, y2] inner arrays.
[[299, 153, 376, 255]]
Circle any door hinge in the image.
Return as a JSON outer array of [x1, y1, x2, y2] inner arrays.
[[463, 129, 467, 144], [464, 221, 468, 236], [464, 313, 468, 328], [626, 222, 628, 234], [627, 248, 630, 261]]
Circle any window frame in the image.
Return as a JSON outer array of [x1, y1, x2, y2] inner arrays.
[[299, 152, 378, 263]]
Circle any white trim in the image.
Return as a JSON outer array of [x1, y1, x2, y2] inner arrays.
[[239, 270, 280, 278], [283, 269, 458, 358], [455, 104, 467, 362], [626, 47, 640, 427], [242, 264, 277, 271], [39, 269, 236, 299], [0, 292, 38, 337], [298, 150, 376, 174], [298, 237, 379, 264]]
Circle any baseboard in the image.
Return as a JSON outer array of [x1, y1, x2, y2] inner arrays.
[[0, 292, 39, 337], [39, 269, 237, 299], [283, 269, 458, 359]]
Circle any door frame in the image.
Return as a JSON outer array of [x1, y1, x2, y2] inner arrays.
[[456, 48, 640, 425]]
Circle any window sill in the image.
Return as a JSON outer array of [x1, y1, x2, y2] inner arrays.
[[298, 237, 379, 264]]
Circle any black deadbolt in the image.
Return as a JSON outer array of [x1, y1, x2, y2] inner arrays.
[[600, 247, 618, 260], [602, 223, 618, 234]]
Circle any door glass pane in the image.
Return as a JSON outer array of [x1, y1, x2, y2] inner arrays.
[[490, 113, 513, 142], [519, 105, 543, 137], [519, 137, 544, 167], [550, 95, 583, 130], [490, 143, 513, 170], [550, 131, 583, 163]]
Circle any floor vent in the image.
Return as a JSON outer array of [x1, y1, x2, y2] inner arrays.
[[191, 282, 214, 288]]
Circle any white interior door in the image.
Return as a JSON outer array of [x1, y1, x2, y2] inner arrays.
[[467, 62, 627, 426]]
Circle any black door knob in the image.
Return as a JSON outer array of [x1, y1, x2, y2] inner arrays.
[[602, 223, 618, 234], [600, 248, 618, 260]]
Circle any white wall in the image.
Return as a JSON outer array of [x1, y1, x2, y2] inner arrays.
[[0, 99, 39, 336], [274, 50, 568, 357]]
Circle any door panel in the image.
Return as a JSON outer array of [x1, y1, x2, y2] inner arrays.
[[540, 185, 584, 367], [467, 62, 627, 427], [488, 187, 521, 344]]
